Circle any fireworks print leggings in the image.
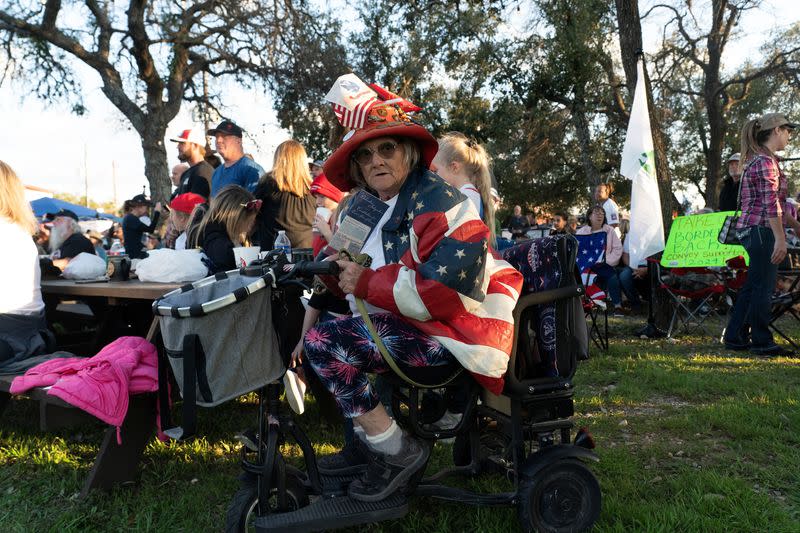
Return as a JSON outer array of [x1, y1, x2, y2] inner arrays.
[[304, 313, 456, 418]]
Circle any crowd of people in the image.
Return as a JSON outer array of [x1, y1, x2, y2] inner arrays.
[[1, 71, 797, 502]]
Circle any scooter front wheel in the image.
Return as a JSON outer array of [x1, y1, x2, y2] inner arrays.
[[516, 458, 601, 533], [225, 475, 309, 533]]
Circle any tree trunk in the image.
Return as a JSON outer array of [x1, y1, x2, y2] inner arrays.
[[705, 96, 725, 208], [703, 0, 728, 209], [140, 125, 170, 205], [615, 0, 673, 235], [615, 0, 675, 332]]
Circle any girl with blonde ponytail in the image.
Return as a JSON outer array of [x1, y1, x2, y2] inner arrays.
[[724, 113, 799, 356], [431, 132, 496, 245]]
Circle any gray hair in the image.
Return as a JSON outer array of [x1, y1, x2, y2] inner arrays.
[[347, 138, 422, 190], [66, 218, 82, 235]]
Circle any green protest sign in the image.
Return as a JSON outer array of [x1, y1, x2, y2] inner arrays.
[[661, 212, 749, 267]]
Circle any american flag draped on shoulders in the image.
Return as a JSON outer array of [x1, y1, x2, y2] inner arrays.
[[575, 232, 608, 302]]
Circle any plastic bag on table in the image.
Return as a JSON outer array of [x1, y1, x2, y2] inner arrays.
[[62, 252, 107, 280], [135, 248, 209, 283]]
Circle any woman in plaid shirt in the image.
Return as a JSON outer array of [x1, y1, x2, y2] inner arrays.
[[724, 113, 798, 356]]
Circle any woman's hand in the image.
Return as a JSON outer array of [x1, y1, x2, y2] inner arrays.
[[154, 202, 162, 212], [336, 259, 366, 294], [290, 338, 304, 368], [772, 238, 788, 265]]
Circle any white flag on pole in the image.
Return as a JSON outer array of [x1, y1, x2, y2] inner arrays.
[[620, 59, 665, 269]]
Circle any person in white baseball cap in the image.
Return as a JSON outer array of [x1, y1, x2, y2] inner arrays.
[[169, 127, 213, 199]]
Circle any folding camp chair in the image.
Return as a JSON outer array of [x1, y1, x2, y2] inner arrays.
[[772, 249, 800, 348], [575, 233, 610, 351], [725, 254, 800, 349], [655, 263, 726, 338], [582, 281, 608, 351]]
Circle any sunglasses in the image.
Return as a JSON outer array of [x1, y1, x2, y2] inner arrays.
[[240, 199, 263, 212], [352, 141, 400, 166]]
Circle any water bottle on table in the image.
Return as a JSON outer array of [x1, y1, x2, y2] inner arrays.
[[109, 239, 122, 256], [274, 230, 292, 262]]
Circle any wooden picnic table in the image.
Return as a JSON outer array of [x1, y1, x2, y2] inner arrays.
[[41, 278, 181, 302], [42, 278, 181, 352]]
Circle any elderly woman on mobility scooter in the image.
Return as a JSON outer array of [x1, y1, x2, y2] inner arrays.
[[302, 79, 523, 503]]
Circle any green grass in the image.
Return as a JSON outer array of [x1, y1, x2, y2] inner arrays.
[[1, 314, 799, 532]]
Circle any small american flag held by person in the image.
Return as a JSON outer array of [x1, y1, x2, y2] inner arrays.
[[575, 232, 608, 302], [325, 74, 378, 130]]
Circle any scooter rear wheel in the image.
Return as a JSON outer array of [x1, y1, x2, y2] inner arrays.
[[517, 458, 601, 533], [225, 475, 309, 533]]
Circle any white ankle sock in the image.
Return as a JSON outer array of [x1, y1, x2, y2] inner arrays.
[[353, 425, 367, 442], [365, 420, 403, 456]]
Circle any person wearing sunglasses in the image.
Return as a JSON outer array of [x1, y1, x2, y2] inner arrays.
[[187, 185, 261, 274], [300, 77, 523, 504]]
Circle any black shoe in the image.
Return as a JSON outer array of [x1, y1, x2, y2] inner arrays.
[[723, 340, 750, 351], [348, 436, 430, 502], [750, 344, 794, 356], [317, 438, 369, 476]]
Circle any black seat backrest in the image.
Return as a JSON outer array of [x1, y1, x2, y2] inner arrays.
[[502, 235, 584, 384]]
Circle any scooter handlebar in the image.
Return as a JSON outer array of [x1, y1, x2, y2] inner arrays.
[[292, 260, 340, 276], [240, 263, 272, 277]]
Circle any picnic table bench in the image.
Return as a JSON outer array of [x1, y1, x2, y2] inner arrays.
[[0, 373, 157, 498], [2, 279, 177, 497]]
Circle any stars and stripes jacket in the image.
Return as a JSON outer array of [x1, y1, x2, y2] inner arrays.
[[350, 168, 523, 395]]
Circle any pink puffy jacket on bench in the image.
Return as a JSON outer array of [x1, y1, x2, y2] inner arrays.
[[11, 336, 160, 442]]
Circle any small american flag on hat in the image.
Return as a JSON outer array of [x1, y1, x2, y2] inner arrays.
[[325, 74, 378, 130]]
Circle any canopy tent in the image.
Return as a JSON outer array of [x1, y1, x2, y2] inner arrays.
[[98, 212, 122, 223], [30, 197, 99, 219]]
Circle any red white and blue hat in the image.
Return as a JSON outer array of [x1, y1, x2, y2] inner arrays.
[[323, 74, 438, 191]]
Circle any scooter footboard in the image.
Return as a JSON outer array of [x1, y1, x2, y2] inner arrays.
[[255, 494, 408, 533]]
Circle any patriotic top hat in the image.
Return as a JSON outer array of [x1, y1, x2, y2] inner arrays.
[[322, 74, 438, 191]]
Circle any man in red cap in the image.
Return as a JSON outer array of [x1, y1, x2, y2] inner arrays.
[[310, 172, 343, 255], [167, 193, 206, 250], [169, 128, 213, 199]]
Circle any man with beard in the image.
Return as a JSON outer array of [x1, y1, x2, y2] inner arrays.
[[47, 209, 95, 270], [169, 128, 213, 199]]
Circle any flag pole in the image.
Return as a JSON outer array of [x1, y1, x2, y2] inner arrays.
[[626, 50, 666, 339], [635, 255, 666, 339]]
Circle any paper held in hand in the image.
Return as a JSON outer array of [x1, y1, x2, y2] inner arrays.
[[326, 190, 389, 255]]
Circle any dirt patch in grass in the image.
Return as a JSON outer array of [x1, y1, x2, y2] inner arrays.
[[581, 390, 691, 417], [623, 394, 692, 416]]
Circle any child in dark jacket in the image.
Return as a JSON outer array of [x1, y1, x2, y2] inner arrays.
[[188, 185, 260, 273]]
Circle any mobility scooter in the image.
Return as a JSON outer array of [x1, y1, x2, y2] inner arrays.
[[157, 236, 601, 532]]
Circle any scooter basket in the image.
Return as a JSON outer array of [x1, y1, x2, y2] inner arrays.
[[153, 269, 282, 408]]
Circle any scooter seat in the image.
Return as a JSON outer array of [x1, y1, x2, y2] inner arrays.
[[255, 493, 408, 532]]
